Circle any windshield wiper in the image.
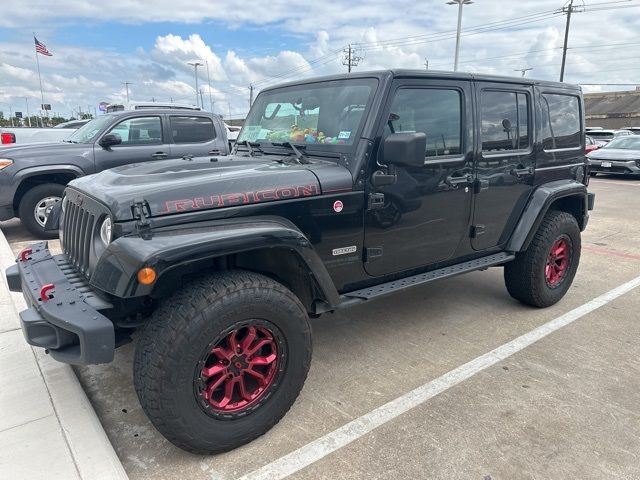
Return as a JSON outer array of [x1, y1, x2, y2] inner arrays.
[[270, 142, 311, 164], [235, 140, 263, 157]]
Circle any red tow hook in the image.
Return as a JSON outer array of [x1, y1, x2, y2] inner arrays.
[[39, 284, 55, 302], [19, 248, 33, 262]]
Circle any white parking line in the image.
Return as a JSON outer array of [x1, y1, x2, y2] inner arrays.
[[237, 274, 640, 480]]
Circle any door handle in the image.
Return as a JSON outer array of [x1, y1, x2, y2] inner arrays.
[[151, 152, 168, 159], [446, 173, 472, 187], [208, 149, 221, 155], [511, 166, 534, 178]]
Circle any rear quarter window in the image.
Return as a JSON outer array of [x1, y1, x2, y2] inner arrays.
[[541, 93, 581, 150]]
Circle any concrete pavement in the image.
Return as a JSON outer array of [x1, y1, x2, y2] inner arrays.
[[0, 225, 127, 480]]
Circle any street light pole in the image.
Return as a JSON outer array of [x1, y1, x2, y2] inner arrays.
[[188, 61, 203, 108], [25, 98, 31, 127], [121, 82, 132, 104], [447, 0, 473, 72]]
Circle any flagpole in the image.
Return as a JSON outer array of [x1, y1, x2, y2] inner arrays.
[[33, 33, 48, 126]]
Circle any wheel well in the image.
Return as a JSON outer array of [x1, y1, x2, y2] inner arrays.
[[150, 248, 326, 314], [548, 195, 586, 230], [13, 173, 77, 211]]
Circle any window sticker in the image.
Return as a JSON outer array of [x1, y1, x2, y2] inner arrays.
[[338, 130, 351, 140], [241, 125, 262, 142]]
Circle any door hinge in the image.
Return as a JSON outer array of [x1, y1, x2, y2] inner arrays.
[[470, 225, 486, 238], [131, 199, 152, 237], [368, 193, 385, 210], [365, 247, 384, 261]]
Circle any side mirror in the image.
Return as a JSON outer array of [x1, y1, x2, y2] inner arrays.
[[99, 133, 122, 149], [383, 132, 426, 168]]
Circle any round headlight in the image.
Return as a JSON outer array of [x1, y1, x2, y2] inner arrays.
[[99, 217, 112, 246]]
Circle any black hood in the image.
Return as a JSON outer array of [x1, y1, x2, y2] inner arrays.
[[68, 155, 353, 220]]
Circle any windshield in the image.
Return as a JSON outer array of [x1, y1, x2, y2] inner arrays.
[[66, 115, 115, 143], [603, 136, 640, 150], [238, 78, 378, 147]]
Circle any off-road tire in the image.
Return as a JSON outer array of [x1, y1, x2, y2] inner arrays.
[[504, 210, 581, 308], [18, 183, 65, 239], [133, 270, 312, 454]]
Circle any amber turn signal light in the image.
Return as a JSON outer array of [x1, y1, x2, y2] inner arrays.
[[137, 267, 157, 285]]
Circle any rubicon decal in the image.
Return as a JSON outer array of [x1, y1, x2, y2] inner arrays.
[[156, 184, 320, 214], [332, 246, 357, 256]]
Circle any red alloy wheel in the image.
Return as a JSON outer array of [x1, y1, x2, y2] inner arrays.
[[198, 325, 280, 414], [545, 236, 571, 287]]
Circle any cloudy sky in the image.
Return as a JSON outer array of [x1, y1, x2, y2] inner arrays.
[[0, 0, 638, 119]]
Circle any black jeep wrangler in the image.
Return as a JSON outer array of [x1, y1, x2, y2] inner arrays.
[[6, 70, 595, 454]]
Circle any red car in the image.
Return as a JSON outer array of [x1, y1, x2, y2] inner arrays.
[[585, 135, 600, 153]]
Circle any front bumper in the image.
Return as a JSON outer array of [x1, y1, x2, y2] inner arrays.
[[5, 242, 115, 364], [589, 159, 640, 175]]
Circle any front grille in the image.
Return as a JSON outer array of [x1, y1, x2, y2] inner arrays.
[[62, 199, 95, 274], [61, 189, 109, 278]]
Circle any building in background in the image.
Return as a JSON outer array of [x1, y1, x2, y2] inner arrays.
[[584, 88, 640, 129]]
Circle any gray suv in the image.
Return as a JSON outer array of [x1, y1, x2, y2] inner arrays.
[[0, 109, 228, 236]]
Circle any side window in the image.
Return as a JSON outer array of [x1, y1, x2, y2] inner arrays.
[[481, 91, 530, 152], [107, 117, 162, 145], [170, 116, 216, 143], [385, 88, 462, 157], [541, 94, 581, 150]]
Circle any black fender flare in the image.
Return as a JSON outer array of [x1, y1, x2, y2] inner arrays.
[[506, 180, 589, 252], [15, 164, 85, 183], [91, 216, 340, 308]]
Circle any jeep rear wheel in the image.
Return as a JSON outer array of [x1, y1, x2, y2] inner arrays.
[[504, 210, 581, 308], [133, 270, 312, 454]]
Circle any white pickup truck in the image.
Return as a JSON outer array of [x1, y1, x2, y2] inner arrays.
[[0, 125, 80, 145]]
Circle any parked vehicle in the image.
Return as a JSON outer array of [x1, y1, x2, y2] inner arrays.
[[585, 126, 603, 131], [6, 70, 594, 454], [105, 102, 200, 113], [585, 135, 600, 153], [587, 129, 633, 145], [622, 126, 640, 135], [0, 126, 78, 144], [54, 119, 91, 129], [225, 123, 241, 142], [0, 109, 228, 236], [587, 135, 640, 176]]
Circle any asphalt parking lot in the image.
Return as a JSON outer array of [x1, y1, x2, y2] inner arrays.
[[2, 175, 640, 480]]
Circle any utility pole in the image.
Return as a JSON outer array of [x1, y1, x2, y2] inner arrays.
[[249, 84, 254, 108], [342, 44, 363, 73], [25, 98, 31, 127], [424, 58, 429, 70], [559, 0, 583, 82], [121, 82, 132, 104], [447, 0, 473, 72], [205, 61, 214, 112], [187, 61, 203, 108], [514, 68, 533, 77]]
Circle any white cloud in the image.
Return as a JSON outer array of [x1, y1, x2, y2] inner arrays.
[[0, 1, 639, 119]]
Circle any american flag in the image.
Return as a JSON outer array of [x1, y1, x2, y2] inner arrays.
[[34, 37, 52, 56]]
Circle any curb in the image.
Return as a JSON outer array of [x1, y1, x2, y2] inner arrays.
[[0, 228, 128, 480]]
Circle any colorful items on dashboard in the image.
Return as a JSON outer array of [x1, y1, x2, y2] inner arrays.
[[266, 125, 346, 144]]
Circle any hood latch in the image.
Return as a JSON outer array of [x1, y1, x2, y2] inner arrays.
[[131, 199, 152, 238]]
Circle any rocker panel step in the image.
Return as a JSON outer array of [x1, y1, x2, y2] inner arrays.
[[343, 252, 515, 301]]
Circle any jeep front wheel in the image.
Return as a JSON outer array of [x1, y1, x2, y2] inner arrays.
[[504, 210, 581, 308], [133, 270, 312, 454]]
